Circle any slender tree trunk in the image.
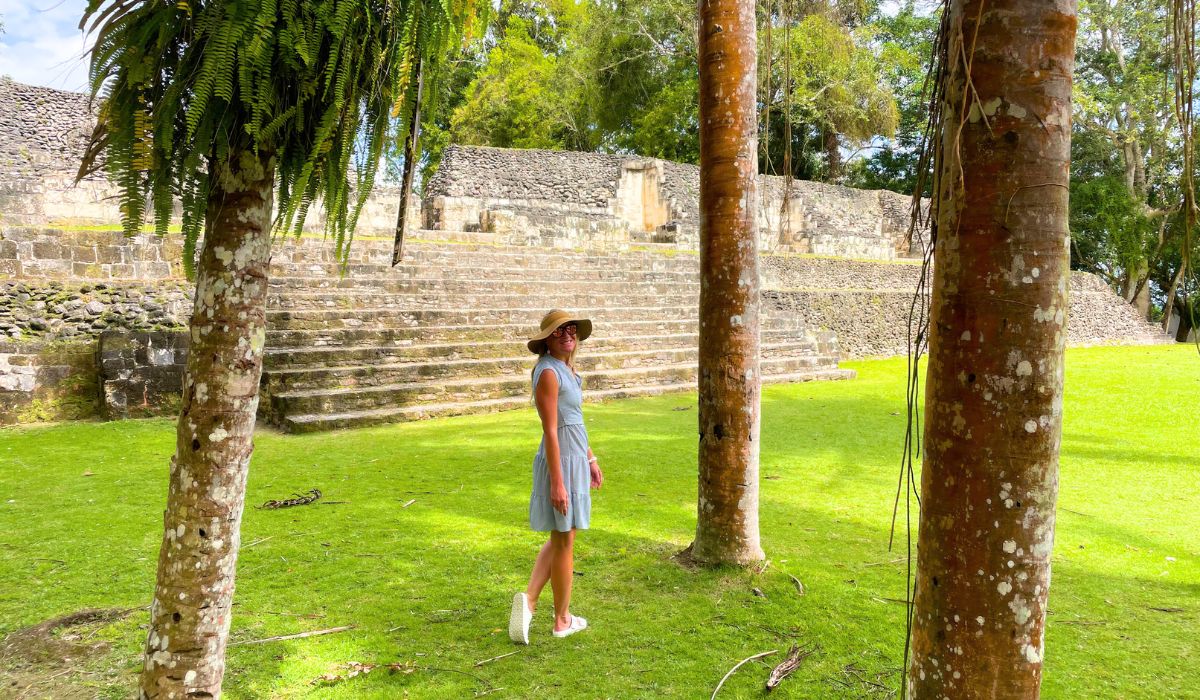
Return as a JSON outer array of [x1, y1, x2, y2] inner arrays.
[[140, 146, 276, 699], [692, 0, 764, 565], [1162, 265, 1184, 333], [908, 0, 1076, 697], [823, 128, 842, 183]]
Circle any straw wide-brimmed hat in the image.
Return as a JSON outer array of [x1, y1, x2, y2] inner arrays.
[[527, 309, 593, 354]]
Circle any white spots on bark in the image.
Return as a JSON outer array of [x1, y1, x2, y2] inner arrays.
[[730, 314, 743, 326], [1016, 361, 1032, 377], [960, 330, 971, 341], [1024, 420, 1038, 433], [209, 427, 229, 443], [1003, 540, 1017, 553], [184, 670, 196, 685], [997, 581, 1012, 596], [1023, 642, 1044, 663], [976, 616, 985, 625]]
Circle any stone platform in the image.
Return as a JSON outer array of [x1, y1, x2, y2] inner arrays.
[[260, 237, 853, 432]]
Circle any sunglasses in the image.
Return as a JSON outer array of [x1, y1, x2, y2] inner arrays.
[[550, 323, 579, 338]]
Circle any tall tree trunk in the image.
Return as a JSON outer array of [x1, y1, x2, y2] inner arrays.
[[823, 128, 842, 183], [692, 0, 764, 565], [140, 147, 276, 699], [908, 0, 1076, 697]]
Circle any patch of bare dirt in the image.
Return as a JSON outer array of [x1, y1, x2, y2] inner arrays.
[[0, 608, 136, 699]]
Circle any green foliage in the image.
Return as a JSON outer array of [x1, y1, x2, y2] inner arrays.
[[1072, 0, 1185, 307], [450, 15, 595, 150], [440, 0, 899, 182], [1, 346, 1196, 697], [79, 0, 479, 273], [1070, 175, 1156, 282], [756, 2, 905, 181], [843, 0, 939, 193]]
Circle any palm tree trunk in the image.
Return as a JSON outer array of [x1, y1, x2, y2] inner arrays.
[[907, 0, 1077, 697], [692, 0, 764, 566], [140, 147, 276, 699]]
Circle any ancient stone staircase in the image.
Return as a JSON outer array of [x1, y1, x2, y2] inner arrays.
[[260, 234, 855, 432]]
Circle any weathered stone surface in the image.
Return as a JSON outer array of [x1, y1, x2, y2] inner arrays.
[[97, 330, 188, 419], [0, 78, 412, 232], [0, 278, 190, 341], [0, 339, 98, 423], [425, 145, 918, 259]]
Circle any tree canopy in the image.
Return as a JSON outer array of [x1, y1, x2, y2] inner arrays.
[[81, 0, 477, 268]]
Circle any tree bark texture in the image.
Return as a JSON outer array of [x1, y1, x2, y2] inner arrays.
[[908, 1, 1077, 697], [140, 147, 276, 699], [692, 0, 765, 565]]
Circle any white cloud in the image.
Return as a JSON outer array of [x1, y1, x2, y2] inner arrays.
[[0, 0, 93, 92]]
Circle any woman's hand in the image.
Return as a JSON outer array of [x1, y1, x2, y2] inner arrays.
[[590, 459, 603, 489], [551, 481, 569, 515]]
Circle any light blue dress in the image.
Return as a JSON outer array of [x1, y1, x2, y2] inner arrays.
[[529, 354, 592, 532]]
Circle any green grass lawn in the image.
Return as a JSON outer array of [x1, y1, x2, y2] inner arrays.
[[1, 345, 1196, 698]]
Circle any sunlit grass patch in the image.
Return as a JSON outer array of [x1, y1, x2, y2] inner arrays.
[[0, 345, 1195, 698]]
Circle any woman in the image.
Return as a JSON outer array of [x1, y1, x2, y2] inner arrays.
[[509, 309, 603, 644]]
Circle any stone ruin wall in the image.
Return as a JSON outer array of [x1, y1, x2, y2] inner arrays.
[[425, 145, 920, 260], [761, 257, 1173, 358], [0, 78, 1174, 424], [0, 78, 414, 234]]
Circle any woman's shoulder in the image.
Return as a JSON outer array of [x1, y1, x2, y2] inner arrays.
[[532, 355, 563, 386]]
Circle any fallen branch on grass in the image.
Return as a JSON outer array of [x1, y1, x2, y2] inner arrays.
[[474, 650, 519, 667], [711, 649, 778, 699], [766, 644, 816, 691], [258, 489, 322, 509], [231, 625, 354, 646], [786, 572, 805, 596]]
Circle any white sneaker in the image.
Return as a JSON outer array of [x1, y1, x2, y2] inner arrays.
[[508, 592, 532, 644], [551, 614, 588, 638]]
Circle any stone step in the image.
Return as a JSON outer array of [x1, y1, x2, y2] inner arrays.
[[273, 236, 702, 271], [264, 317, 813, 348], [266, 304, 703, 331], [276, 368, 857, 433], [261, 343, 832, 393], [267, 289, 702, 311], [262, 330, 821, 367], [266, 356, 834, 418], [269, 262, 700, 283], [267, 276, 700, 296]]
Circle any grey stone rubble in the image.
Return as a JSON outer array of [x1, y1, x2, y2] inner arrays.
[[0, 279, 190, 340]]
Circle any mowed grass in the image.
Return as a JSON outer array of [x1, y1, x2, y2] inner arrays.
[[0, 345, 1196, 699]]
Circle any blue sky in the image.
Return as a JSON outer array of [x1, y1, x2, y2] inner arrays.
[[0, 1, 93, 92]]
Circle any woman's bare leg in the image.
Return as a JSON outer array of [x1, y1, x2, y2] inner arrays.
[[525, 539, 554, 613], [548, 529, 575, 631]]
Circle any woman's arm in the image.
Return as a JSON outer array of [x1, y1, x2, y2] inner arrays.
[[587, 447, 603, 489], [534, 368, 569, 515]]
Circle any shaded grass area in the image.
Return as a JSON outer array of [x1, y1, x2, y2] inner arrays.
[[0, 345, 1196, 698]]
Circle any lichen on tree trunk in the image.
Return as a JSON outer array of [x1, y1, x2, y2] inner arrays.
[[139, 147, 275, 699], [907, 0, 1077, 697], [692, 0, 765, 566]]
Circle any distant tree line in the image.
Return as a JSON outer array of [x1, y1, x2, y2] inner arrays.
[[402, 0, 1193, 333]]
